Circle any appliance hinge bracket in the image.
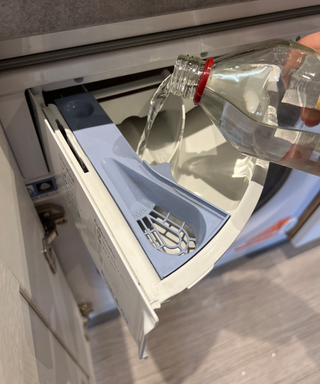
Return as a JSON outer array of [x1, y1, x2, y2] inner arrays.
[[78, 302, 94, 341], [36, 203, 67, 274]]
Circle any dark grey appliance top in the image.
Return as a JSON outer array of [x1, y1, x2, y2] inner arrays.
[[0, 0, 251, 40], [0, 1, 319, 68]]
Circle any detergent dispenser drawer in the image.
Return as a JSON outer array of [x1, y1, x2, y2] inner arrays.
[[27, 72, 268, 358]]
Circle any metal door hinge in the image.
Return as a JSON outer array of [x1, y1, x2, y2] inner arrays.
[[78, 302, 94, 341], [36, 203, 67, 274]]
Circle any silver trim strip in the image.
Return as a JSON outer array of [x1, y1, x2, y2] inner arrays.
[[0, 14, 319, 97]]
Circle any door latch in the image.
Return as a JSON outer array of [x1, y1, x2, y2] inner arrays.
[[36, 203, 67, 274]]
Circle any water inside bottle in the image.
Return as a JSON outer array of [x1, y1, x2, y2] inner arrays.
[[277, 129, 320, 175], [136, 75, 172, 159], [202, 60, 320, 176]]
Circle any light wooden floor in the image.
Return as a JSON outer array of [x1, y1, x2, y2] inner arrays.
[[89, 240, 320, 384]]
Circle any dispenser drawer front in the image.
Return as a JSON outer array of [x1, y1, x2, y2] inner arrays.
[[39, 105, 159, 359]]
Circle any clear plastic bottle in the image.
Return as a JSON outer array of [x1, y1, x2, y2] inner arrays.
[[168, 40, 320, 176]]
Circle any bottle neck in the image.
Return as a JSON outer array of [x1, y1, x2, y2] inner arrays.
[[168, 55, 206, 100], [168, 55, 214, 105]]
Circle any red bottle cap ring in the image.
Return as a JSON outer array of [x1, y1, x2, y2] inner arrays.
[[193, 57, 214, 106]]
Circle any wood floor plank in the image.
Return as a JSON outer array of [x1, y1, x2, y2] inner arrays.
[[89, 241, 320, 384]]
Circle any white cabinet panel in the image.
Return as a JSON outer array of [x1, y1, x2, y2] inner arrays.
[[0, 121, 95, 381], [0, 93, 48, 179], [0, 258, 91, 384]]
